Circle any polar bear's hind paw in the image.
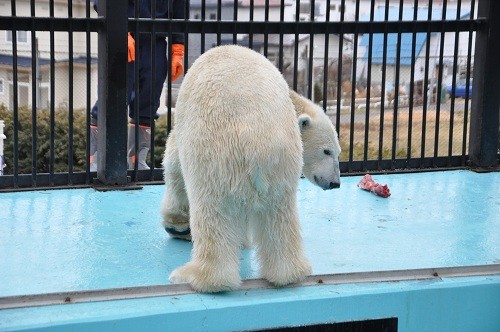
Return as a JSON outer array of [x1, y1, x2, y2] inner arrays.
[[264, 258, 312, 287], [170, 262, 241, 293], [165, 226, 191, 241]]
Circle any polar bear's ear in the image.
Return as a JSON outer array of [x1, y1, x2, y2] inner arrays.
[[298, 114, 311, 130]]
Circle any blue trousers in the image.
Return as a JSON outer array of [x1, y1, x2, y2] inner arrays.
[[92, 38, 168, 127]]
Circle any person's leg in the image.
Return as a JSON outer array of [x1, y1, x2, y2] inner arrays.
[[127, 38, 168, 169], [89, 103, 98, 171], [127, 123, 151, 170]]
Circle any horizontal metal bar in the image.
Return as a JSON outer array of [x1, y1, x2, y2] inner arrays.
[[3, 159, 498, 191], [0, 16, 483, 34], [0, 173, 92, 189], [133, 19, 484, 35], [0, 17, 104, 32], [4, 155, 498, 190], [0, 170, 165, 191], [1, 264, 498, 310], [340, 156, 472, 173]]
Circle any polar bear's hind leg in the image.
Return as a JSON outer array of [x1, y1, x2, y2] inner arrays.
[[169, 206, 242, 292], [254, 197, 312, 286]]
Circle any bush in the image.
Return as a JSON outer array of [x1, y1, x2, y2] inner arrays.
[[0, 105, 170, 174], [152, 115, 170, 168]]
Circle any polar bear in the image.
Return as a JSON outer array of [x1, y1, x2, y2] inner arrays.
[[161, 45, 340, 292]]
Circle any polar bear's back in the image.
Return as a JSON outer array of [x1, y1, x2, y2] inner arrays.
[[174, 45, 302, 206], [177, 45, 291, 120]]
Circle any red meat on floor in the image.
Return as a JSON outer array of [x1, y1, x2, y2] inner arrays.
[[357, 174, 391, 198]]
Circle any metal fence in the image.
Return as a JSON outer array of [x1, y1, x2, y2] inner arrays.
[[0, 0, 498, 190]]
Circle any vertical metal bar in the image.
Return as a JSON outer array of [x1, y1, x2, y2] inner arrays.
[[348, 0, 360, 170], [469, 0, 500, 167], [49, 0, 56, 185], [132, 0, 140, 179], [391, 0, 404, 168], [96, 0, 129, 185], [363, 0, 375, 168], [263, 0, 269, 58], [307, 0, 315, 99], [232, 0, 238, 44], [86, 0, 92, 182], [200, 0, 206, 53], [248, 0, 254, 48], [335, 0, 345, 135], [377, 1, 389, 167], [184, 0, 189, 72], [406, 0, 418, 163], [321, 0, 331, 113], [433, 0, 447, 164], [293, 0, 300, 92], [148, 0, 158, 180], [278, 0, 285, 72], [166, 0, 173, 135], [49, 0, 56, 184], [461, 0, 475, 165], [420, 0, 433, 163], [217, 0, 222, 45], [31, 0, 38, 186], [448, 0, 462, 161], [11, 0, 19, 187], [67, 0, 74, 183]]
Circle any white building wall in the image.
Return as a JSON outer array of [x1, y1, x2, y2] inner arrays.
[[0, 70, 8, 107], [0, 0, 98, 60], [0, 0, 98, 110]]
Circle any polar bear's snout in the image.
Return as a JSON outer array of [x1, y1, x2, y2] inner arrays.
[[330, 181, 341, 189], [314, 175, 341, 190]]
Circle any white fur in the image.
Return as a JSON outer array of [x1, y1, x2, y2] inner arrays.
[[162, 45, 339, 292], [290, 90, 341, 190]]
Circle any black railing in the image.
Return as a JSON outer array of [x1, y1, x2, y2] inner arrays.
[[0, 0, 498, 190]]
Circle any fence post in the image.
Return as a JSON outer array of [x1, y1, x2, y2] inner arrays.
[[469, 0, 500, 168], [96, 0, 129, 185]]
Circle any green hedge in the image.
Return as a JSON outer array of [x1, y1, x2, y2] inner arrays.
[[0, 105, 169, 174]]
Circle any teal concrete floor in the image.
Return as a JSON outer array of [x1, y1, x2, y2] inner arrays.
[[0, 170, 499, 331]]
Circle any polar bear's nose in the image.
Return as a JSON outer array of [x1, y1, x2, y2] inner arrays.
[[329, 182, 340, 189]]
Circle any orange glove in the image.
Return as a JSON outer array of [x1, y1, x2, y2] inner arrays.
[[171, 44, 184, 82], [127, 32, 135, 63]]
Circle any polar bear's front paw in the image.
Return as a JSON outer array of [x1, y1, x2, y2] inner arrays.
[[263, 256, 312, 287], [169, 262, 241, 293]]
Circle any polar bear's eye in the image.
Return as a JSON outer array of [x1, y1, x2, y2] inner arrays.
[[324, 149, 332, 156]]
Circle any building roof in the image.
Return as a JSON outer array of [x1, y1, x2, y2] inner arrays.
[[0, 54, 97, 68], [238, 0, 289, 7], [359, 6, 471, 65], [251, 33, 309, 46], [221, 33, 308, 48], [0, 54, 51, 68], [189, 0, 235, 9], [60, 56, 98, 65]]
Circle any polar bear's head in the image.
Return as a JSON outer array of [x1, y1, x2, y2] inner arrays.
[[290, 90, 341, 190]]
